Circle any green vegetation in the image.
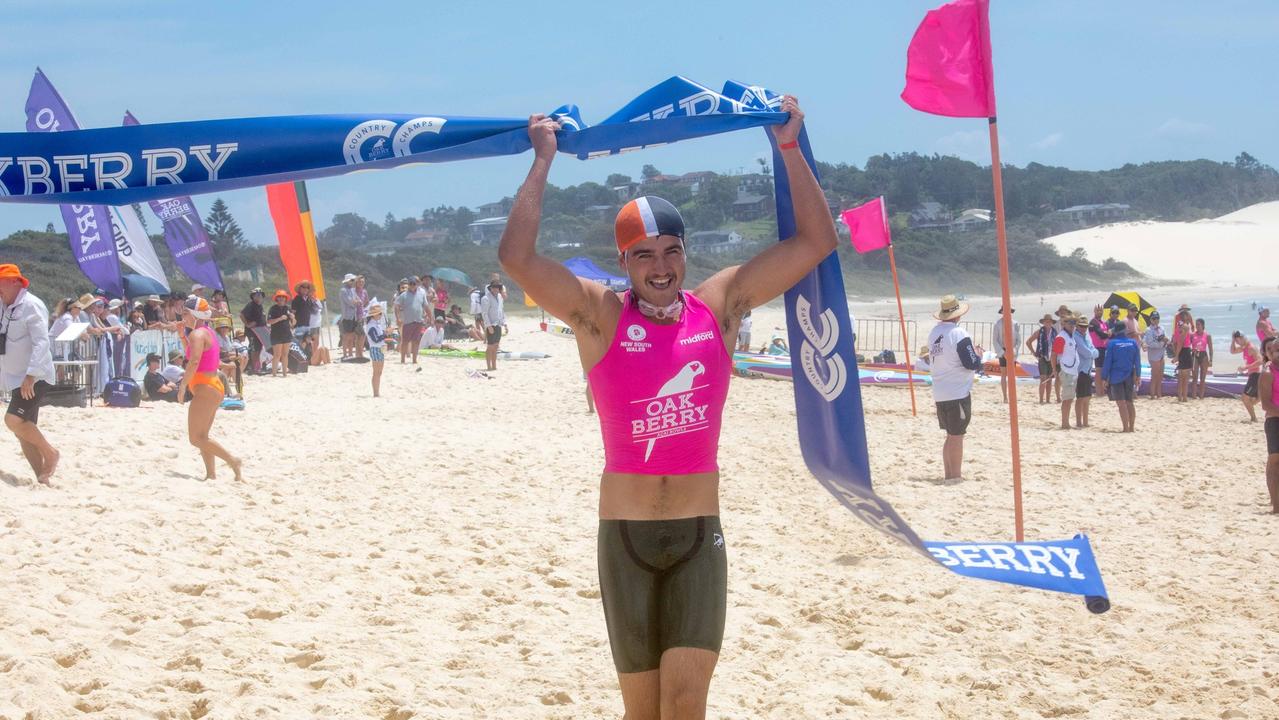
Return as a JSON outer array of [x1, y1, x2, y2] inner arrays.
[[3, 151, 1276, 306]]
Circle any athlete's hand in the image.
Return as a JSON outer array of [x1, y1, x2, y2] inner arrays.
[[528, 114, 560, 161], [769, 95, 804, 146], [20, 375, 35, 400]]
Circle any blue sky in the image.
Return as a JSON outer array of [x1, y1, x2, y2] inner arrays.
[[2, 0, 1275, 244]]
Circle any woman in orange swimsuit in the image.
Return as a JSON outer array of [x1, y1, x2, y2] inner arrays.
[[178, 296, 243, 481]]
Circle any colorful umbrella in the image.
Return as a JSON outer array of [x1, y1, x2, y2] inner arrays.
[[1101, 291, 1157, 331]]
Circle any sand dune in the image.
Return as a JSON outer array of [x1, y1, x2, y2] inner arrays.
[[1043, 201, 1279, 287], [1, 309, 1277, 718]]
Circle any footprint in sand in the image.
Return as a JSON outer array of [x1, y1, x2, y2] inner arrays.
[[285, 650, 324, 669]]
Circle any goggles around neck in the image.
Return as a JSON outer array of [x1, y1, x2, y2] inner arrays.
[[635, 292, 684, 322]]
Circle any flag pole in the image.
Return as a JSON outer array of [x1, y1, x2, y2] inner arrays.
[[886, 242, 917, 416], [988, 116, 1024, 542]]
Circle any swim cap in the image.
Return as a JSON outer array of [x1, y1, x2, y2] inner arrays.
[[183, 295, 212, 320], [614, 196, 684, 253]]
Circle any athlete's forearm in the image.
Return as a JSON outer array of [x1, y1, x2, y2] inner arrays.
[[780, 146, 838, 254], [498, 157, 552, 268]]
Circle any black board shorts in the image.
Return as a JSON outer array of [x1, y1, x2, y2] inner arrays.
[[1076, 373, 1094, 397], [484, 325, 502, 344], [5, 380, 49, 425], [935, 395, 972, 436], [1107, 377, 1135, 401], [598, 516, 727, 673], [1177, 347, 1193, 372], [1244, 373, 1260, 399], [1267, 417, 1279, 455]]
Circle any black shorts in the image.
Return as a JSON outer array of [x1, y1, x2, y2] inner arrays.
[[1176, 347, 1193, 372], [1244, 372, 1260, 399], [6, 380, 50, 425], [1076, 373, 1094, 397], [1267, 417, 1279, 455], [935, 395, 972, 436], [485, 325, 502, 344], [1037, 358, 1053, 378], [998, 356, 1007, 367], [340, 318, 360, 334], [1095, 347, 1106, 369], [598, 516, 727, 673], [1107, 378, 1135, 401]]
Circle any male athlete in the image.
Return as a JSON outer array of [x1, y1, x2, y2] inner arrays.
[[499, 96, 836, 719]]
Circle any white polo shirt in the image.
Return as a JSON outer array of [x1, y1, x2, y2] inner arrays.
[[0, 289, 56, 391]]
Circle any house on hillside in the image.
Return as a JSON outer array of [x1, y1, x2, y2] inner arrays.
[[365, 228, 448, 256], [736, 173, 773, 195], [1051, 203, 1131, 229], [477, 197, 514, 219], [611, 182, 640, 201], [687, 230, 744, 254], [909, 201, 951, 228], [733, 192, 770, 221], [947, 208, 991, 233], [469, 216, 507, 246], [585, 204, 615, 220], [679, 171, 718, 195]]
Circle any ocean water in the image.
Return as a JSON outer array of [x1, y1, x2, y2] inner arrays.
[[1172, 295, 1279, 362]]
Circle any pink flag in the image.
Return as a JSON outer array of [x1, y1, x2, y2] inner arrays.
[[841, 197, 891, 254], [900, 0, 996, 118]]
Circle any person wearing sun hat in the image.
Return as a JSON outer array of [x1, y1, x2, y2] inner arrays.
[[0, 264, 60, 486], [266, 289, 294, 377], [1071, 313, 1099, 427], [364, 301, 387, 397], [927, 294, 983, 481], [239, 288, 267, 375], [991, 305, 1020, 403], [1026, 312, 1058, 404]]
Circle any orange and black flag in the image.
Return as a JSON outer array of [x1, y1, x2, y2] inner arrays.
[[266, 181, 327, 300]]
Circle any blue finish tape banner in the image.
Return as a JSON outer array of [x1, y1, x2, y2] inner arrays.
[[0, 73, 1107, 610]]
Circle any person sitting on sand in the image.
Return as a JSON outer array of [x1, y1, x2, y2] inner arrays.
[[1232, 331, 1263, 422], [422, 316, 457, 351], [1258, 337, 1279, 513], [1101, 326, 1141, 433], [499, 96, 834, 718], [143, 353, 179, 402], [0, 264, 60, 486], [766, 335, 788, 355]]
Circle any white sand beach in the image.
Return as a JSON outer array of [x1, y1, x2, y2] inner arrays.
[[2, 308, 1277, 719]]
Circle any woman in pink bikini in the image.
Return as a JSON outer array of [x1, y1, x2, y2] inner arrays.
[[1258, 337, 1279, 513], [178, 296, 243, 482], [499, 96, 835, 719]]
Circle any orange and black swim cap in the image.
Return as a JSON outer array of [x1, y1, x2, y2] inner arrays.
[[614, 196, 685, 253]]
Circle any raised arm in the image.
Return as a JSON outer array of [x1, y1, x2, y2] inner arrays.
[[697, 96, 839, 320], [498, 115, 612, 330]]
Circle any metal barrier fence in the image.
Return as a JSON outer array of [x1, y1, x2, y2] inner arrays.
[[853, 318, 1039, 358]]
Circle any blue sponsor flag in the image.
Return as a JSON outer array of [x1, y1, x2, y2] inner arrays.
[[0, 76, 1107, 610]]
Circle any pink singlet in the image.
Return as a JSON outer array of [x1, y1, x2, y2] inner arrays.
[[186, 326, 221, 372], [588, 291, 731, 475]]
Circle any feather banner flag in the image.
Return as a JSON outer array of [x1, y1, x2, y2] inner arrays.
[[901, 0, 996, 118], [265, 182, 325, 299], [0, 75, 1106, 609], [840, 197, 891, 254]]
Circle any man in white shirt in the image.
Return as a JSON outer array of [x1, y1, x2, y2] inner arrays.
[[0, 265, 59, 485], [1052, 314, 1081, 430], [422, 316, 454, 350], [926, 294, 983, 481], [479, 280, 506, 371], [991, 306, 1021, 404]]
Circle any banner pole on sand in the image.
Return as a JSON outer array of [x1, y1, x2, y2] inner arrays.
[[886, 242, 917, 416], [987, 117, 1024, 541]]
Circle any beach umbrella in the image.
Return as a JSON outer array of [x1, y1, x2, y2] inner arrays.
[[1101, 290, 1156, 331], [429, 267, 473, 288]]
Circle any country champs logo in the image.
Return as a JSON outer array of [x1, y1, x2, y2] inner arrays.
[[343, 117, 447, 165], [794, 294, 847, 402]]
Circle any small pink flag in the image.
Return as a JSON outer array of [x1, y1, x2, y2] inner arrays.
[[900, 0, 996, 118], [841, 197, 891, 254]]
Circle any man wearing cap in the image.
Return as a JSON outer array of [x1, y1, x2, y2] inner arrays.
[[479, 280, 505, 371], [500, 97, 837, 717], [239, 289, 267, 374], [1101, 325, 1141, 432], [991, 306, 1020, 403], [0, 264, 59, 485], [928, 295, 984, 479], [190, 283, 207, 299], [1052, 314, 1082, 430], [339, 273, 360, 358], [143, 352, 179, 402], [395, 276, 428, 363]]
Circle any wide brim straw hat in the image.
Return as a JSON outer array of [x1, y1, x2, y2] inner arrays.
[[1040, 313, 1054, 323], [75, 293, 97, 310], [933, 294, 970, 321], [366, 303, 384, 317], [1055, 304, 1071, 316]]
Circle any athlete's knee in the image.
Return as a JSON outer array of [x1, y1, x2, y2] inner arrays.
[[663, 682, 709, 718], [4, 413, 23, 432], [189, 433, 209, 449]]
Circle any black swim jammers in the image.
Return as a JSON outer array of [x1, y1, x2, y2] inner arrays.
[[597, 516, 727, 673]]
